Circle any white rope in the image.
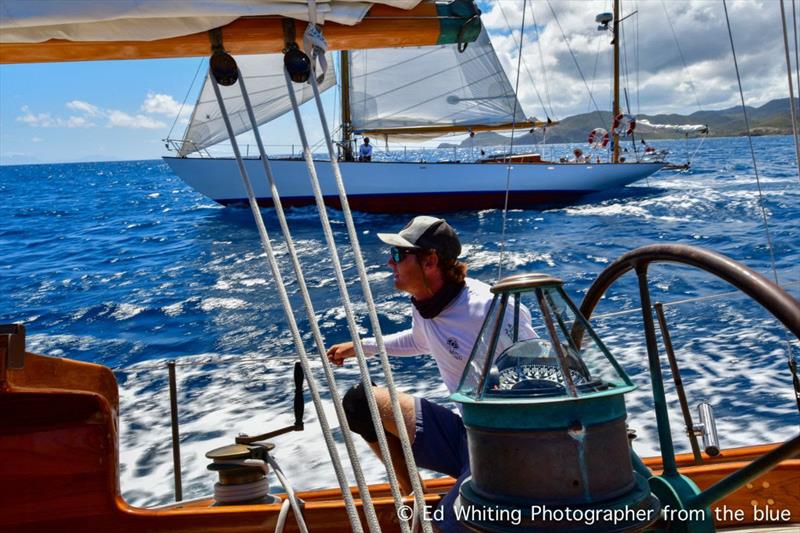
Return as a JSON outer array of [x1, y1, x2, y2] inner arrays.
[[213, 478, 270, 504], [266, 454, 310, 533], [283, 68, 412, 533], [780, 0, 800, 179], [209, 71, 365, 533], [237, 67, 382, 533], [275, 499, 291, 533], [308, 68, 433, 533], [498, 0, 528, 281]]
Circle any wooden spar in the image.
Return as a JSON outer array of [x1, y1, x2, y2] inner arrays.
[[341, 50, 354, 161], [0, 3, 463, 64], [356, 120, 559, 138]]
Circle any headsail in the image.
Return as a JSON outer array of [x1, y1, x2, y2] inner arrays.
[[348, 28, 530, 141], [177, 54, 336, 157]]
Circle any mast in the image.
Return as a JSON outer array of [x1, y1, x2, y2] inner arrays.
[[340, 50, 354, 161], [612, 0, 620, 164]]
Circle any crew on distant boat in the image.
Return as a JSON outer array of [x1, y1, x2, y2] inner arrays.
[[327, 216, 537, 530], [359, 137, 373, 161]]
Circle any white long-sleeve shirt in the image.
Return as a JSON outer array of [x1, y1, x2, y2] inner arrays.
[[361, 278, 537, 396]]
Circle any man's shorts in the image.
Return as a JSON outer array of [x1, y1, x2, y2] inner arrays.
[[410, 397, 469, 478], [410, 397, 471, 533]]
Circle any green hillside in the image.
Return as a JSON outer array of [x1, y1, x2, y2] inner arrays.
[[440, 98, 796, 147]]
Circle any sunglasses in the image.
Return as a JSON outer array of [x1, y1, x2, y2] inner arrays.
[[390, 246, 419, 263]]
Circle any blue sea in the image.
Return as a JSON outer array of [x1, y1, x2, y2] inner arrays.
[[1, 135, 798, 507]]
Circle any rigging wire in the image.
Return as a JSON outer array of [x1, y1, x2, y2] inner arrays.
[[545, 0, 606, 129], [166, 57, 206, 141], [587, 6, 606, 115], [722, 0, 799, 414], [495, 1, 551, 119], [528, 1, 556, 119], [498, 0, 528, 281], [794, 0, 800, 113], [779, 0, 800, 179], [721, 1, 780, 286], [635, 0, 640, 115], [659, 0, 703, 112]]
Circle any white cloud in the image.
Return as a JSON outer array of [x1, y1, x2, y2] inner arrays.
[[16, 97, 169, 130], [66, 100, 101, 116], [31, 137, 43, 143], [17, 105, 96, 128], [482, 0, 793, 120], [140, 92, 181, 116], [107, 110, 166, 129]]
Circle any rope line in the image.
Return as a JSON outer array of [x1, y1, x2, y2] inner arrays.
[[498, 0, 528, 281], [308, 67, 433, 532], [238, 68, 382, 531], [283, 67, 413, 533], [209, 70, 366, 533]]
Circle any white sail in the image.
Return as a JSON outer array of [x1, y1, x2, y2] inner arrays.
[[637, 118, 708, 135], [348, 28, 528, 140], [178, 54, 335, 157], [0, 1, 422, 42]]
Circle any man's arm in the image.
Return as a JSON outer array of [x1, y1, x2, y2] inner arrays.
[[327, 328, 427, 366]]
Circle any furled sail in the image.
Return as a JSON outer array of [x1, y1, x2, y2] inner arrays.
[[348, 28, 530, 140], [0, 0, 423, 42], [637, 119, 709, 135], [178, 54, 335, 157]]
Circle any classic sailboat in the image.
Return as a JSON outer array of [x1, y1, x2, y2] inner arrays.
[[163, 10, 664, 213], [1, 1, 798, 532]]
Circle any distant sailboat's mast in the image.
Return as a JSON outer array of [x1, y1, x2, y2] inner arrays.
[[340, 50, 354, 161], [612, 0, 620, 164]]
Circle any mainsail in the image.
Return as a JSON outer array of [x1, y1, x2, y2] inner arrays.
[[178, 54, 336, 157], [348, 28, 531, 141]]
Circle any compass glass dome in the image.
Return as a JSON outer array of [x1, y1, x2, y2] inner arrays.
[[455, 273, 633, 401]]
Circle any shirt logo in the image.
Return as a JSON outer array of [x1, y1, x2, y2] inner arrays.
[[447, 337, 463, 359]]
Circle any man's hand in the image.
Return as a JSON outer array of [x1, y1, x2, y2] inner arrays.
[[326, 341, 355, 366]]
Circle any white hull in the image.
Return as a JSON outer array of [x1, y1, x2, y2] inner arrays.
[[163, 157, 664, 213]]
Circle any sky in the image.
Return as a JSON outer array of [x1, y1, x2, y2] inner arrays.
[[0, 0, 797, 165]]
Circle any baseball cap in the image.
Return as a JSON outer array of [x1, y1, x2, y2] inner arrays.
[[377, 216, 461, 260]]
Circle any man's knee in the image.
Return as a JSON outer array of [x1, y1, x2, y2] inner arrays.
[[343, 382, 379, 443]]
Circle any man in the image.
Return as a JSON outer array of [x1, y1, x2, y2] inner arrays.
[[327, 216, 535, 531], [359, 137, 373, 161]]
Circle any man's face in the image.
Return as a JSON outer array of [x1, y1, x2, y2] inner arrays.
[[388, 247, 425, 294]]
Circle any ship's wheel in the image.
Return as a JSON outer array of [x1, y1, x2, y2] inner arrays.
[[577, 243, 800, 532]]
